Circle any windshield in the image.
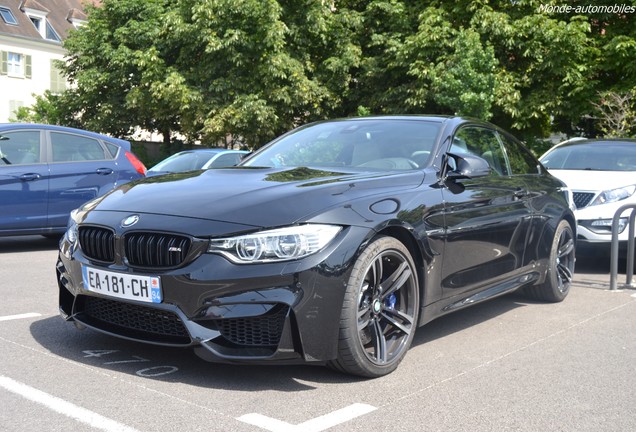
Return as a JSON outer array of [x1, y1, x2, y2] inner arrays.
[[541, 141, 636, 171], [149, 151, 218, 172], [243, 119, 442, 171]]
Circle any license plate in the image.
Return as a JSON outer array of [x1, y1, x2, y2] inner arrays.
[[82, 265, 162, 303]]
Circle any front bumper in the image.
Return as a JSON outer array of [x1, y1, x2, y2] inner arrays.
[[57, 225, 371, 364]]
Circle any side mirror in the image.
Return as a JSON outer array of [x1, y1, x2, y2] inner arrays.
[[442, 152, 491, 182]]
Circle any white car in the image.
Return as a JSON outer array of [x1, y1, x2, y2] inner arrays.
[[540, 138, 636, 253], [146, 148, 249, 177]]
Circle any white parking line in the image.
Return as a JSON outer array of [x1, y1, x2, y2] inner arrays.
[[238, 403, 377, 432], [0, 313, 41, 322], [0, 375, 139, 432]]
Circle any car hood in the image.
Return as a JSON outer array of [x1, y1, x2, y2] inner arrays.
[[89, 167, 426, 228], [547, 170, 636, 191]]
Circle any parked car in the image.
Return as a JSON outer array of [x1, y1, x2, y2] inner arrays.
[[146, 148, 248, 177], [0, 123, 146, 237], [540, 138, 636, 254], [57, 116, 575, 377]]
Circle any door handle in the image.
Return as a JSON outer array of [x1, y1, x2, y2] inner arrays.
[[19, 173, 41, 181], [96, 168, 114, 175]]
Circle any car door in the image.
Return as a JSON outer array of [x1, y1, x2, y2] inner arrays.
[[46, 131, 118, 229], [497, 130, 559, 267], [0, 129, 49, 232], [439, 126, 533, 298]]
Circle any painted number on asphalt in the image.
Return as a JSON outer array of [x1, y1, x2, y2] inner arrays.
[[82, 350, 178, 377]]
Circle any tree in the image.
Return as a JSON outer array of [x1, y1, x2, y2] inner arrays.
[[592, 90, 636, 137], [160, 0, 361, 146]]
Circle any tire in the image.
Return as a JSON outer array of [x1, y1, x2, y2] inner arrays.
[[524, 220, 575, 302], [329, 236, 419, 378]]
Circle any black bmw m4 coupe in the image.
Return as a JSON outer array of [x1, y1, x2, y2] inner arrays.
[[57, 116, 576, 377]]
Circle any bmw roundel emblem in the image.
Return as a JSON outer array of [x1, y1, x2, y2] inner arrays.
[[121, 214, 140, 228]]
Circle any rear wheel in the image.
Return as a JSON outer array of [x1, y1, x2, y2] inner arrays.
[[525, 220, 575, 302], [329, 236, 419, 377]]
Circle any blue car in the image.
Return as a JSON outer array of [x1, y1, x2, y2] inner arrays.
[[146, 148, 249, 177], [0, 123, 146, 237]]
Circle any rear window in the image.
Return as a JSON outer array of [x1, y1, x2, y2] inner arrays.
[[541, 142, 636, 171]]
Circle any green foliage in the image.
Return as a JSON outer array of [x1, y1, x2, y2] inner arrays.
[[592, 90, 636, 138], [12, 91, 77, 125], [429, 29, 498, 120]]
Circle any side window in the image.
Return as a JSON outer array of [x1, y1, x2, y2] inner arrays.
[[0, 131, 42, 165], [498, 133, 539, 175], [104, 142, 120, 158], [453, 127, 509, 175], [51, 132, 107, 162]]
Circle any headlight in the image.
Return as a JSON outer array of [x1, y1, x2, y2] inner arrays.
[[64, 209, 80, 245], [589, 185, 636, 206], [208, 224, 342, 263]]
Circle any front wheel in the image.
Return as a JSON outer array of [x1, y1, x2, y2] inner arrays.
[[329, 236, 419, 378], [525, 220, 575, 302]]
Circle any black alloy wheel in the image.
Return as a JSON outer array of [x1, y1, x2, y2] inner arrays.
[[525, 219, 575, 302], [330, 236, 419, 378]]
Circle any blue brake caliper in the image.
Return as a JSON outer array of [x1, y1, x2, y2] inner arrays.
[[385, 293, 397, 310]]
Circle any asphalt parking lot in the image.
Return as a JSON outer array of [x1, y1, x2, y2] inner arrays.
[[1, 235, 635, 432]]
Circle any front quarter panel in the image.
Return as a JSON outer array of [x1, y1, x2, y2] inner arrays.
[[522, 173, 576, 269]]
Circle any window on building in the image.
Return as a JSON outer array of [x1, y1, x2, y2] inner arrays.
[[1, 51, 32, 78], [26, 12, 61, 42], [71, 19, 86, 29], [30, 16, 40, 29], [45, 20, 61, 41], [0, 6, 18, 25], [8, 100, 24, 121], [8, 52, 23, 76], [50, 60, 67, 93]]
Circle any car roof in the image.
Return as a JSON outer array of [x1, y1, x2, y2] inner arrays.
[[540, 139, 636, 162], [552, 138, 636, 150], [0, 123, 130, 147], [300, 115, 511, 135], [310, 115, 454, 124]]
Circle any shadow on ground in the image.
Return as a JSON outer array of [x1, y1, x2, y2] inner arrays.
[[30, 292, 532, 390], [0, 235, 61, 253]]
